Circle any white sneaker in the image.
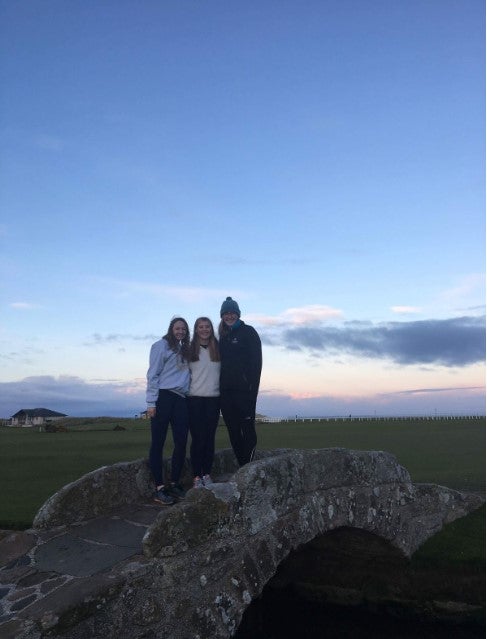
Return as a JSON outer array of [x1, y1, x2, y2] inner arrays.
[[202, 474, 213, 486], [193, 476, 204, 489]]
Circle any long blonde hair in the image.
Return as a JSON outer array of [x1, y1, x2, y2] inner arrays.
[[190, 317, 220, 362]]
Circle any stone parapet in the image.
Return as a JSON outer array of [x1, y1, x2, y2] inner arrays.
[[0, 448, 483, 639]]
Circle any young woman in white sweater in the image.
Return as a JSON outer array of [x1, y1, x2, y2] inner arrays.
[[188, 317, 221, 488]]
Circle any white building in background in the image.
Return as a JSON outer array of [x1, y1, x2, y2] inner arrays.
[[9, 408, 67, 427]]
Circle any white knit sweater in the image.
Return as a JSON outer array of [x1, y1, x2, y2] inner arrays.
[[188, 347, 220, 397]]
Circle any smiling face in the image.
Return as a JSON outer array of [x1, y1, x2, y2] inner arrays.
[[196, 319, 213, 343], [172, 320, 188, 342], [222, 311, 239, 328]]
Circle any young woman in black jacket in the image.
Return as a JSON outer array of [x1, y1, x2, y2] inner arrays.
[[218, 297, 262, 466]]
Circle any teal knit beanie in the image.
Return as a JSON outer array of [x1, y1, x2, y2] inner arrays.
[[220, 296, 241, 317]]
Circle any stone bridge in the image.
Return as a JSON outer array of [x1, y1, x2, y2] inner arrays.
[[0, 448, 483, 639]]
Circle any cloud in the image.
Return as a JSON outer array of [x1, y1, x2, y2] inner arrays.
[[1, 376, 484, 420], [282, 305, 343, 324], [9, 302, 39, 310], [258, 385, 485, 418], [382, 385, 485, 397], [84, 333, 159, 346], [391, 306, 422, 314], [436, 274, 486, 312], [93, 277, 242, 304], [276, 315, 485, 367], [207, 256, 256, 266], [0, 376, 145, 418], [0, 344, 44, 363], [205, 255, 319, 266], [440, 273, 485, 299], [247, 304, 343, 327]]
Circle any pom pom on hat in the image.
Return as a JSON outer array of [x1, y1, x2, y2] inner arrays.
[[220, 296, 241, 317]]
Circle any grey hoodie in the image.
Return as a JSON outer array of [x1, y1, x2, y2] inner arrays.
[[146, 338, 190, 407]]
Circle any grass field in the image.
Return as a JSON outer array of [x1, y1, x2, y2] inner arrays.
[[1, 417, 484, 532]]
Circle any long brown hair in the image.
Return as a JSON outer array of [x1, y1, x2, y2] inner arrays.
[[218, 319, 230, 338], [190, 317, 220, 362], [163, 317, 191, 362]]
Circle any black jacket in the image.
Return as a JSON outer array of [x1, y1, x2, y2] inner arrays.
[[219, 321, 262, 394]]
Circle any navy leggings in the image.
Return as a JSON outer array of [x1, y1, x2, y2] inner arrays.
[[149, 390, 189, 486], [188, 396, 220, 477]]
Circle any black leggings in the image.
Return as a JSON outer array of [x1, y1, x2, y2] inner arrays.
[[188, 396, 220, 477], [220, 391, 257, 467]]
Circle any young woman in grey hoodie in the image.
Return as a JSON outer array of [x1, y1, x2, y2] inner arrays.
[[146, 316, 191, 505]]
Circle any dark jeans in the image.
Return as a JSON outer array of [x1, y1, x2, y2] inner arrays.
[[220, 390, 257, 467], [149, 390, 189, 486], [188, 396, 220, 477]]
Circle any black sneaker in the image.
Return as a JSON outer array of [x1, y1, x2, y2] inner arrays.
[[153, 487, 175, 506], [168, 482, 186, 500]]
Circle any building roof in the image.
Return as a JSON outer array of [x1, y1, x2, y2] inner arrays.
[[11, 408, 68, 418]]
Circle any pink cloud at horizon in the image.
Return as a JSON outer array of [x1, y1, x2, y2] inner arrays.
[[246, 304, 344, 327]]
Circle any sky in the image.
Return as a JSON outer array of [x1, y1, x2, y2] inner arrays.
[[0, 0, 485, 418]]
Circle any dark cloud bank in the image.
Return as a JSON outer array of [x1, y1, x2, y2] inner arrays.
[[0, 376, 143, 418], [0, 376, 483, 419], [279, 315, 485, 366]]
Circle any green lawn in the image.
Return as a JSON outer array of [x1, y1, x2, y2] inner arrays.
[[253, 418, 485, 492], [1, 417, 484, 532]]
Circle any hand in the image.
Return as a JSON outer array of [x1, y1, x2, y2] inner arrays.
[[147, 407, 156, 418]]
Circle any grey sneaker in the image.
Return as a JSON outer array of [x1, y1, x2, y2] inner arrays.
[[193, 476, 204, 489], [202, 474, 213, 486], [169, 482, 186, 499], [153, 487, 175, 506]]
